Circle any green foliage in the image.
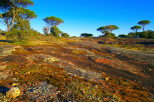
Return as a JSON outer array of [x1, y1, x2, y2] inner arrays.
[[103, 31, 116, 38], [97, 26, 107, 32], [138, 20, 151, 31], [12, 18, 30, 30], [97, 26, 117, 38], [138, 20, 151, 26], [6, 29, 41, 41], [107, 25, 119, 33], [127, 31, 154, 39], [50, 26, 62, 37], [131, 25, 141, 32], [0, 29, 5, 36], [6, 30, 28, 41], [130, 25, 141, 38], [118, 34, 127, 38], [43, 16, 63, 37], [97, 25, 119, 33], [71, 36, 77, 38], [0, 11, 13, 31], [19, 8, 37, 20], [80, 33, 93, 37], [0, 0, 34, 12], [61, 33, 70, 37], [127, 32, 136, 38], [0, 0, 35, 31], [97, 25, 119, 37], [139, 31, 154, 39], [43, 16, 64, 27]]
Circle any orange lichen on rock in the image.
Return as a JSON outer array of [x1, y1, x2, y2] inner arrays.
[[95, 59, 114, 64]]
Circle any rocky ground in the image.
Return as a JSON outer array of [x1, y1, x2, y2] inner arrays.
[[0, 38, 154, 102]]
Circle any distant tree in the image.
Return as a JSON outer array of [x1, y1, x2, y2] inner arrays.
[[107, 25, 119, 33], [43, 16, 64, 27], [61, 33, 70, 37], [80, 33, 93, 37], [97, 25, 119, 33], [131, 25, 141, 38], [50, 26, 62, 37], [127, 32, 136, 38], [150, 31, 154, 39], [138, 20, 151, 31], [131, 25, 141, 33], [103, 31, 116, 38], [71, 36, 77, 38], [97, 26, 108, 33], [138, 31, 154, 39], [97, 25, 118, 37], [118, 34, 127, 38], [43, 16, 63, 37], [43, 27, 49, 35]]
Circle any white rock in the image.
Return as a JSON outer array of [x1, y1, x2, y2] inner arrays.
[[6, 87, 20, 99]]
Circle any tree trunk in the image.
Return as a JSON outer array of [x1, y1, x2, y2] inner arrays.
[[135, 30, 138, 38], [142, 25, 145, 32], [10, 8, 16, 30], [7, 24, 11, 31]]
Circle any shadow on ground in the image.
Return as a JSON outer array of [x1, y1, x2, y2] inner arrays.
[[136, 42, 154, 45], [0, 86, 10, 95], [0, 40, 14, 43]]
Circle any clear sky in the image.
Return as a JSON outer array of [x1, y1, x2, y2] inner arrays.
[[0, 0, 154, 36]]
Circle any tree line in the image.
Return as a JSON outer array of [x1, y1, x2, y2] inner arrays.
[[43, 16, 69, 37], [81, 20, 153, 39], [0, 0, 153, 41], [119, 20, 153, 39], [0, 0, 69, 41]]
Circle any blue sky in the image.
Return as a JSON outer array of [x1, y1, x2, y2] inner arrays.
[[1, 0, 154, 36]]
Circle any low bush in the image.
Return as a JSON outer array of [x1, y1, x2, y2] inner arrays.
[[6, 29, 41, 42]]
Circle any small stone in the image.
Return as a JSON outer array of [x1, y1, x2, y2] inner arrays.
[[14, 72, 18, 75], [6, 87, 21, 99], [105, 77, 110, 81]]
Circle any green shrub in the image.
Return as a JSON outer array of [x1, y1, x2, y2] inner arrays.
[[61, 33, 70, 37], [50, 26, 62, 37], [118, 34, 127, 38], [6, 29, 41, 41], [12, 19, 31, 30], [80, 33, 93, 37], [127, 31, 154, 39]]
